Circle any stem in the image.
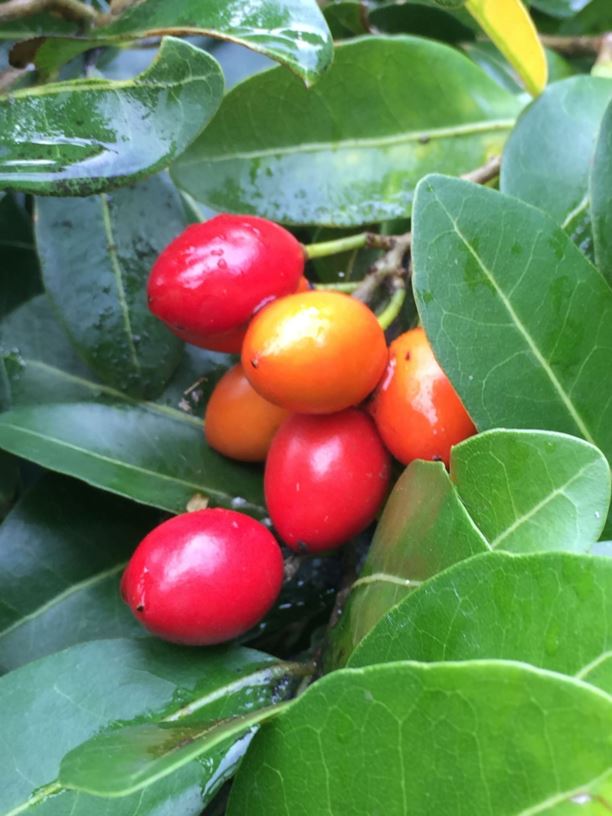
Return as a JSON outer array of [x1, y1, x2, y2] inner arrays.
[[462, 154, 501, 186], [352, 233, 411, 303], [0, 0, 100, 23], [313, 281, 360, 293], [539, 33, 606, 57], [376, 279, 406, 331], [304, 231, 393, 260]]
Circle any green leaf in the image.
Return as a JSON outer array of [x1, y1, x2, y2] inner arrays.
[[0, 296, 265, 515], [46, 0, 333, 86], [530, 0, 593, 17], [349, 552, 612, 689], [368, 2, 475, 42], [324, 461, 488, 668], [0, 38, 223, 196], [412, 175, 612, 536], [0, 451, 18, 518], [0, 473, 157, 673], [59, 704, 286, 797], [172, 36, 521, 226], [0, 194, 41, 318], [228, 660, 612, 815], [591, 99, 612, 286], [451, 430, 610, 552], [327, 429, 611, 668], [0, 638, 299, 815], [557, 0, 612, 34], [323, 1, 367, 39], [464, 42, 575, 94], [581, 655, 612, 695], [501, 76, 612, 254], [35, 175, 186, 399], [0, 12, 78, 39]]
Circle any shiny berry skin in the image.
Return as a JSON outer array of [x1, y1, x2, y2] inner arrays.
[[265, 409, 391, 553], [370, 328, 476, 467], [147, 214, 305, 350], [121, 509, 284, 645], [205, 363, 289, 462], [242, 291, 388, 414]]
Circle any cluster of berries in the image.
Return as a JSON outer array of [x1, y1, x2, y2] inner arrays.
[[122, 215, 475, 646]]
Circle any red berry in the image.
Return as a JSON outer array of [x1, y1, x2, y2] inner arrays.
[[265, 410, 390, 553], [147, 215, 305, 350], [121, 509, 284, 645]]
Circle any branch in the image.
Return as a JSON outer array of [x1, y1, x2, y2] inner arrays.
[[539, 33, 607, 57], [352, 232, 411, 303], [352, 154, 502, 304], [0, 0, 100, 24], [462, 154, 501, 186]]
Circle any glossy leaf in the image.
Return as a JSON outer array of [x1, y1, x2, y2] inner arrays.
[[172, 36, 521, 226], [591, 98, 612, 286], [464, 42, 575, 94], [0, 38, 224, 196], [501, 76, 612, 252], [451, 430, 610, 552], [60, 704, 286, 797], [0, 296, 265, 515], [0, 194, 41, 318], [0, 13, 78, 39], [0, 474, 156, 673], [323, 1, 367, 39], [412, 175, 612, 535], [228, 661, 612, 815], [92, 0, 331, 85], [464, 0, 547, 95], [349, 551, 612, 691], [325, 461, 488, 668], [0, 638, 299, 815], [35, 175, 186, 399], [368, 2, 475, 42], [328, 428, 611, 668]]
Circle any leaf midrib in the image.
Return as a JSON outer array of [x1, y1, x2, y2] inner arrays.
[[16, 359, 201, 428], [0, 562, 127, 641], [489, 461, 598, 549], [432, 188, 595, 445], [0, 420, 231, 509], [181, 119, 516, 167], [2, 662, 303, 814], [99, 193, 141, 376]]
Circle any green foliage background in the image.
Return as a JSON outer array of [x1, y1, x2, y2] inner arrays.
[[0, 0, 611, 813]]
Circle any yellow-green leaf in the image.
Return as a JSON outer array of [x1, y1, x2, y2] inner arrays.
[[465, 0, 547, 95]]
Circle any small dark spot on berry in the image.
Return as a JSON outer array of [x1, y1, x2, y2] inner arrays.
[[405, 351, 411, 361], [251, 359, 259, 368], [136, 604, 144, 612]]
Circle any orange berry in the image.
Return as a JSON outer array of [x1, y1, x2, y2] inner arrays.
[[295, 275, 311, 293], [370, 328, 476, 466], [205, 363, 289, 462], [241, 291, 388, 414]]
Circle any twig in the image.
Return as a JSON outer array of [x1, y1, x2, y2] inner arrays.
[[351, 154, 502, 304], [352, 232, 411, 303], [539, 33, 607, 57], [462, 154, 501, 186], [0, 0, 100, 23]]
